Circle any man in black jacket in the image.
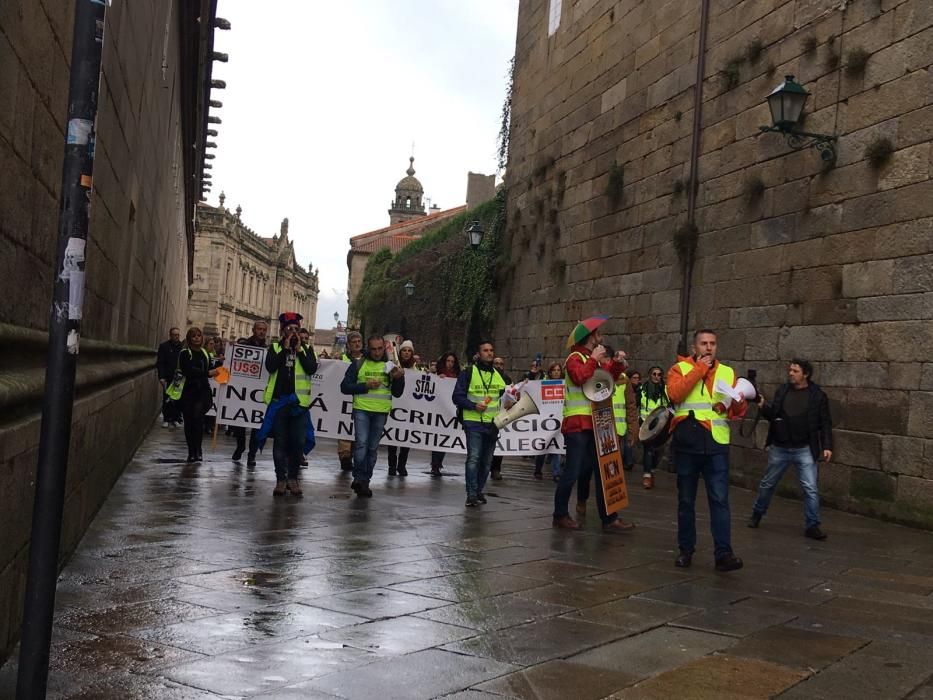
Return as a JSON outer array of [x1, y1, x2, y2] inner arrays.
[[157, 327, 183, 427], [748, 358, 833, 540]]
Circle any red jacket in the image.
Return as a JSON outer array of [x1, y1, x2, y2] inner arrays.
[[562, 344, 627, 434]]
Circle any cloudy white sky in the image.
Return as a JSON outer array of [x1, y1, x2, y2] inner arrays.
[[209, 1, 520, 328]]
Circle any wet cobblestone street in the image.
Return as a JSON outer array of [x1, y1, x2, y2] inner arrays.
[[4, 425, 933, 699]]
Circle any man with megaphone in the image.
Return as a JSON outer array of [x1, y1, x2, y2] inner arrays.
[[452, 340, 508, 508], [553, 316, 635, 532], [667, 328, 747, 572]]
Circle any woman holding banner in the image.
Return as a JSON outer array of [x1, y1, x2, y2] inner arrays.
[[387, 340, 417, 477]]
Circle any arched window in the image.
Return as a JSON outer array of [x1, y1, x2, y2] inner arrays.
[[405, 196, 411, 209]]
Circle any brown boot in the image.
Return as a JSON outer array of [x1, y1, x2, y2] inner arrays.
[[273, 480, 287, 497], [575, 500, 587, 516], [286, 478, 303, 497], [553, 516, 581, 530], [603, 518, 636, 533]]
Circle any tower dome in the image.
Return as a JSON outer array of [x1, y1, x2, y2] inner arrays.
[[389, 157, 426, 224]]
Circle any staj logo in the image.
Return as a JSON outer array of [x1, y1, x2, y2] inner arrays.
[[412, 373, 437, 401]]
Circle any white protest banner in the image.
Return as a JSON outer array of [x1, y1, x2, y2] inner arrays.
[[213, 344, 271, 428], [214, 358, 566, 456]]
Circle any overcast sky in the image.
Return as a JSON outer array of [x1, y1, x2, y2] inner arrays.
[[209, 1, 519, 328]]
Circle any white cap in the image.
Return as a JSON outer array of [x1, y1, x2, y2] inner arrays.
[[399, 340, 414, 351]]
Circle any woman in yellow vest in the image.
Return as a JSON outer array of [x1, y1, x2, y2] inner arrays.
[[339, 335, 405, 498], [667, 329, 747, 572], [638, 365, 669, 489], [263, 312, 318, 497]]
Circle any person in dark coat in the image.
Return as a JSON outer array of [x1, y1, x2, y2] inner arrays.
[[232, 320, 268, 466], [748, 358, 833, 540], [178, 327, 218, 463], [157, 327, 183, 427]]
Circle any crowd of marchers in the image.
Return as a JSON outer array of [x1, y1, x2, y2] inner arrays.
[[156, 311, 833, 572]]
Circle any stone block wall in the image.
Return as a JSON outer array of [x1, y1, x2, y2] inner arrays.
[[0, 0, 199, 663], [498, 0, 933, 527]]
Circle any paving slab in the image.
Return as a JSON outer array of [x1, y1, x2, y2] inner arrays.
[[724, 624, 867, 671], [473, 659, 639, 699], [614, 654, 808, 699], [302, 648, 518, 700], [778, 640, 933, 699], [567, 626, 736, 680], [442, 615, 628, 666], [4, 431, 933, 699]]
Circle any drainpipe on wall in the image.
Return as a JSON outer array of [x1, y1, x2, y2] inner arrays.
[[677, 0, 711, 356]]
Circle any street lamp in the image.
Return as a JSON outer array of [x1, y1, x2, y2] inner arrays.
[[404, 281, 415, 297], [466, 220, 484, 249], [759, 75, 836, 162]]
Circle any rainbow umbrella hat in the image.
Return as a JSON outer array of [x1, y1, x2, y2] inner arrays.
[[567, 315, 608, 348]]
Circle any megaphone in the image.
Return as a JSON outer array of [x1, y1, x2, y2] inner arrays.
[[494, 392, 540, 429], [582, 369, 615, 402]]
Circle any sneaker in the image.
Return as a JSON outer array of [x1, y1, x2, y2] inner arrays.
[[300, 457, 308, 467], [747, 512, 762, 529], [273, 480, 287, 497], [185, 454, 197, 464], [286, 479, 303, 497], [805, 526, 828, 540], [357, 481, 373, 498], [715, 554, 744, 572], [675, 551, 693, 568], [465, 495, 479, 507], [552, 515, 581, 530], [476, 493, 488, 504], [430, 465, 442, 477], [575, 501, 587, 516], [397, 464, 408, 477], [246, 453, 257, 467], [642, 473, 654, 490], [232, 447, 244, 461], [388, 466, 397, 477]]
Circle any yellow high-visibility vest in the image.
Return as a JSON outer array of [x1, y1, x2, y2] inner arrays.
[[461, 365, 506, 424], [353, 359, 393, 414], [612, 384, 628, 437], [672, 361, 735, 445], [563, 351, 591, 419], [263, 342, 313, 407]]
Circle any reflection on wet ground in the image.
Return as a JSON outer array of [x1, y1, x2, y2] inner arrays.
[[3, 426, 933, 698]]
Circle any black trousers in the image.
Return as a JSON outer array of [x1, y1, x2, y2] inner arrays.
[[182, 389, 211, 456], [162, 394, 182, 423], [233, 427, 259, 456]]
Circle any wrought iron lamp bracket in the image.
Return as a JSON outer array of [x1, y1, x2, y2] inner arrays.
[[760, 126, 837, 163]]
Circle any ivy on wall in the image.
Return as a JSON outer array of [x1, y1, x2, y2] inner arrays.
[[351, 191, 507, 356]]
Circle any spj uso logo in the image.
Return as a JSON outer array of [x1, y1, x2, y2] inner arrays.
[[412, 373, 437, 401]]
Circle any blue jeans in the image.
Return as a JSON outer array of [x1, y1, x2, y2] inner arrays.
[[675, 451, 732, 559], [752, 446, 821, 528], [555, 431, 617, 525], [352, 410, 388, 482], [464, 429, 497, 497], [534, 453, 562, 476], [643, 446, 659, 474]]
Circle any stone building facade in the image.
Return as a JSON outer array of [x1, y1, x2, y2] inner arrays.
[[499, 0, 933, 525], [190, 198, 319, 340], [0, 0, 218, 663]]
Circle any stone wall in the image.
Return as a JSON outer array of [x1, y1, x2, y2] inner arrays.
[[0, 0, 211, 663], [498, 0, 933, 526]]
